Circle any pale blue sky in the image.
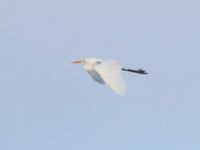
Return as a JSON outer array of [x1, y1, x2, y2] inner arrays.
[[0, 0, 200, 150]]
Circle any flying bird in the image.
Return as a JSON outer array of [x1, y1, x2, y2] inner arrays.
[[72, 58, 147, 96]]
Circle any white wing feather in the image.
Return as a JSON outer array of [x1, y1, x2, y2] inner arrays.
[[87, 70, 105, 84], [95, 60, 127, 96]]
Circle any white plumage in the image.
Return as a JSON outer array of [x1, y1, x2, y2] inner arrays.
[[72, 57, 147, 96], [94, 60, 126, 96]]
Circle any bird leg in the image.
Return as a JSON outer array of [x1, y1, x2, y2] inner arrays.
[[122, 68, 148, 75]]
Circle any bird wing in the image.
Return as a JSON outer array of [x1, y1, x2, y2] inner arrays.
[[95, 60, 127, 96], [86, 70, 105, 84]]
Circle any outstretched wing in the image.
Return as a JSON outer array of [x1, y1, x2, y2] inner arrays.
[[95, 60, 127, 96], [86, 70, 105, 84]]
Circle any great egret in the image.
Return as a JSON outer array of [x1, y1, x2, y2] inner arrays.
[[72, 58, 147, 96]]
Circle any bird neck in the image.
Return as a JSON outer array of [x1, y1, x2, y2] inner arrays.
[[83, 64, 95, 71]]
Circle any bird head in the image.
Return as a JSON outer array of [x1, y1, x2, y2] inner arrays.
[[72, 58, 102, 65], [72, 58, 102, 71], [72, 59, 86, 64]]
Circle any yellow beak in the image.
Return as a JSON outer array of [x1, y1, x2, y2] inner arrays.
[[72, 60, 82, 64]]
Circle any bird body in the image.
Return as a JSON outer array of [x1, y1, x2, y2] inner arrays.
[[81, 58, 106, 84], [72, 58, 147, 96]]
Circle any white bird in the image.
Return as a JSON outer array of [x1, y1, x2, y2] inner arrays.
[[72, 58, 147, 96]]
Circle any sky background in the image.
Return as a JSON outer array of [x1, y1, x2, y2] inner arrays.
[[0, 0, 200, 150]]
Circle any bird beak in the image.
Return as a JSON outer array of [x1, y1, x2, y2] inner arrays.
[[72, 60, 82, 64]]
